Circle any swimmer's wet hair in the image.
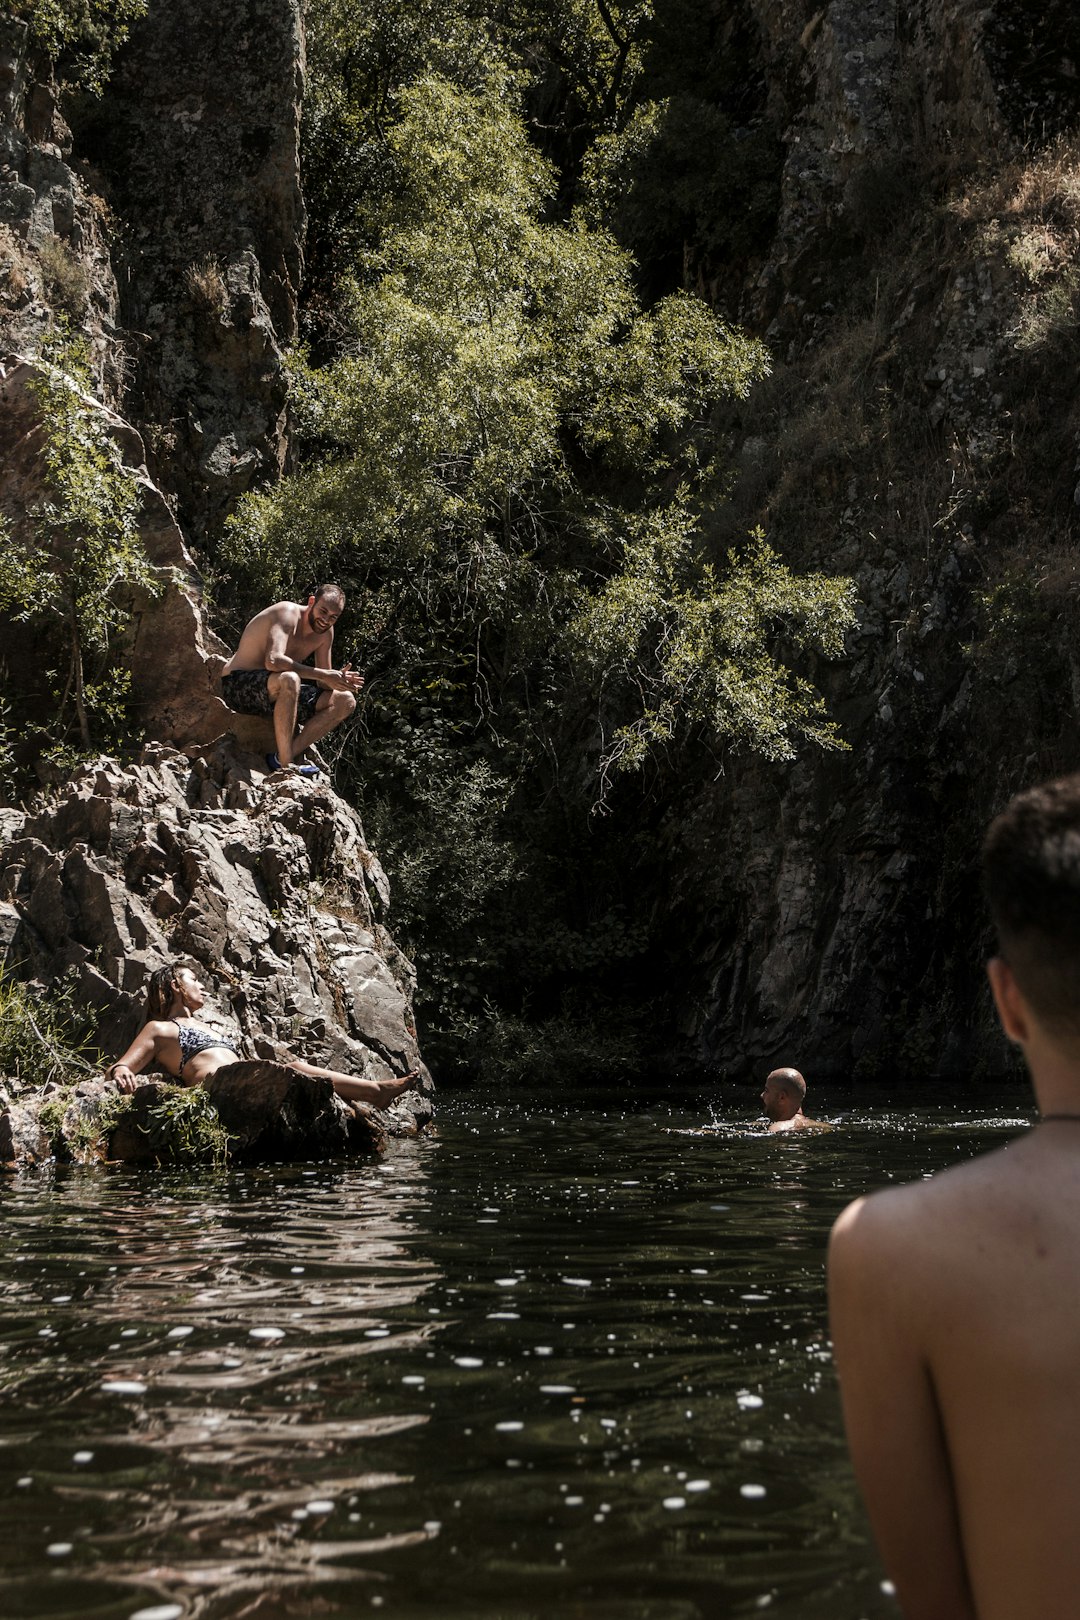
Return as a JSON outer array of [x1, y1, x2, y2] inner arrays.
[[984, 772, 1080, 1035], [314, 582, 344, 605]]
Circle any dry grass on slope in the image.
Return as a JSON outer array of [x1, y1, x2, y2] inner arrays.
[[716, 131, 1080, 589]]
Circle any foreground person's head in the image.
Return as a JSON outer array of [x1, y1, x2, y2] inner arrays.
[[761, 1067, 806, 1121], [984, 773, 1080, 1059]]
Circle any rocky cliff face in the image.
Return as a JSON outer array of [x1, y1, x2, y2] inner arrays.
[[664, 0, 1080, 1080], [0, 3, 434, 1127], [73, 0, 305, 546], [0, 1, 303, 546], [0, 744, 432, 1132], [0, 15, 124, 396]]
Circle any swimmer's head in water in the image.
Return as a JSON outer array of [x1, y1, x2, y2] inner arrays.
[[984, 773, 1080, 1039], [761, 1067, 806, 1120]]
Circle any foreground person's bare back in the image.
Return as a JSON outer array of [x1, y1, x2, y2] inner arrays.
[[831, 1128, 1080, 1619], [830, 775, 1080, 1620]]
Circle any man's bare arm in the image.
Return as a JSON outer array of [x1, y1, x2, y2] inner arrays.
[[828, 1196, 977, 1620], [264, 616, 361, 692]]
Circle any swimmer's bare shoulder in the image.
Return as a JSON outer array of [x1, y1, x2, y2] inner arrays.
[[767, 1113, 833, 1133], [831, 1131, 1080, 1620]]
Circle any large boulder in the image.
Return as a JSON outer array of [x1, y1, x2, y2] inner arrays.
[[0, 742, 433, 1140]]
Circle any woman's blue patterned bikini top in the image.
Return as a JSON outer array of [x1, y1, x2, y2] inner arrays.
[[173, 1019, 239, 1073]]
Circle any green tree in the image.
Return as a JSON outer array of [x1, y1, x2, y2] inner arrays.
[[9, 0, 147, 92], [501, 0, 650, 131], [225, 76, 854, 1066], [229, 76, 846, 781], [301, 0, 497, 306], [0, 343, 161, 754]]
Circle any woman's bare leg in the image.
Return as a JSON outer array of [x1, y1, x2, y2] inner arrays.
[[286, 1056, 419, 1107]]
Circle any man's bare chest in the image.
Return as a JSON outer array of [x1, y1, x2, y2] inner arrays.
[[285, 630, 327, 663]]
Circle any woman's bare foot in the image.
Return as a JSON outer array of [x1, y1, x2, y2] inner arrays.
[[331, 1068, 421, 1108]]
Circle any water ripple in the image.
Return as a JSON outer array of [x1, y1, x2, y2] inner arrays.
[[0, 1092, 1030, 1618]]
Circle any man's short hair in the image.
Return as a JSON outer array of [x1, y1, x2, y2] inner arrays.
[[768, 1067, 806, 1101], [983, 773, 1080, 1035], [314, 583, 345, 606]]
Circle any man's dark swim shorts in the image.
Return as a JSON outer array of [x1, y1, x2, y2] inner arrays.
[[221, 669, 321, 724]]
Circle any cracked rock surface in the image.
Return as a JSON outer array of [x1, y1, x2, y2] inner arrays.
[[0, 740, 433, 1142]]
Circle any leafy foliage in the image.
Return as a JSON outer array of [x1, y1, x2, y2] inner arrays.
[[575, 523, 854, 786], [503, 0, 650, 134], [144, 1085, 232, 1165], [301, 0, 498, 304], [38, 1081, 133, 1157], [0, 336, 165, 755], [9, 0, 147, 92], [0, 968, 100, 1090], [225, 66, 854, 1069]]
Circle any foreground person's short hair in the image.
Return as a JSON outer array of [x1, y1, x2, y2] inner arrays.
[[983, 772, 1080, 1035]]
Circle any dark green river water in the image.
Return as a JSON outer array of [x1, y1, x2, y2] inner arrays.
[[0, 1088, 1033, 1620]]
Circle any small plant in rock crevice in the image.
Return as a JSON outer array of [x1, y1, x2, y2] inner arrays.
[[37, 234, 90, 314], [39, 1081, 133, 1156], [143, 1085, 232, 1165], [185, 255, 228, 317]]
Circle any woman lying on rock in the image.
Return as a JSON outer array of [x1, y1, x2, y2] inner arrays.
[[105, 964, 419, 1109]]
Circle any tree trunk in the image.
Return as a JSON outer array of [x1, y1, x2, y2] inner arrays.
[[72, 624, 91, 751]]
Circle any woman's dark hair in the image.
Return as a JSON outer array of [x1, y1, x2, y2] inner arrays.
[[145, 964, 184, 1022]]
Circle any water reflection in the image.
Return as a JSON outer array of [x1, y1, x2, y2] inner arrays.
[[0, 1158, 440, 1618], [0, 1092, 1033, 1619]]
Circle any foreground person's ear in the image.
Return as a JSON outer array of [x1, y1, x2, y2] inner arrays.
[[987, 955, 1030, 1046]]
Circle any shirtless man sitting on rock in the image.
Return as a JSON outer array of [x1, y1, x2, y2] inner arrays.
[[220, 583, 363, 775], [829, 771, 1080, 1620], [760, 1066, 822, 1132]]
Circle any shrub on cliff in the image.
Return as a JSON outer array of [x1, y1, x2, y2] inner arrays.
[[10, 0, 147, 92], [0, 337, 162, 760], [0, 968, 99, 1090]]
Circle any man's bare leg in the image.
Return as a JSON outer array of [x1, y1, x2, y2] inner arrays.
[[288, 1055, 419, 1107], [292, 689, 357, 761], [267, 671, 302, 766]]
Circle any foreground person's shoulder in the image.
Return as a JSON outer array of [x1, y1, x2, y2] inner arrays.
[[828, 1181, 949, 1320], [831, 1144, 1015, 1264]]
